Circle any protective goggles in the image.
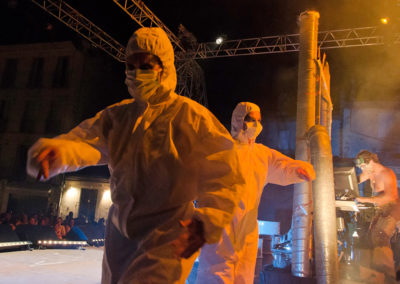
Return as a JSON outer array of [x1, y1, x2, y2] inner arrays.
[[353, 157, 366, 168]]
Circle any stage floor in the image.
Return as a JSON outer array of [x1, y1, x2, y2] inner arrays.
[[0, 247, 103, 284], [0, 247, 369, 284]]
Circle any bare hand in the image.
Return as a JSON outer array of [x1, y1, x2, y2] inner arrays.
[[171, 218, 206, 259], [355, 197, 368, 204], [36, 147, 59, 181]]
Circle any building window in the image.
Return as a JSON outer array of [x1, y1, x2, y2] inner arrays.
[[20, 101, 38, 133], [0, 100, 8, 132], [45, 101, 61, 134], [52, 56, 69, 88], [27, 57, 44, 88], [79, 188, 98, 223], [1, 58, 18, 89]]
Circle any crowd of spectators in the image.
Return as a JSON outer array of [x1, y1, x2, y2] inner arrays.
[[0, 210, 105, 240]]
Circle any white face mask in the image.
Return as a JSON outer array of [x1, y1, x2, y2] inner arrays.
[[237, 121, 263, 143], [125, 69, 161, 101]]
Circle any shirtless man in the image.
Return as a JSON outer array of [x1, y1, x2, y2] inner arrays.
[[355, 150, 400, 282]]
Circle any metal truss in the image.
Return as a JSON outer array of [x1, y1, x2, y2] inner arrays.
[[30, 0, 207, 104], [176, 58, 208, 106], [318, 26, 384, 49], [185, 33, 301, 59], [184, 26, 399, 59], [29, 1, 400, 103], [111, 0, 185, 52], [31, 0, 126, 62]]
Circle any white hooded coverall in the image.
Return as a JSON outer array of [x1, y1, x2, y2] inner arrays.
[[26, 28, 243, 284], [196, 102, 314, 284]]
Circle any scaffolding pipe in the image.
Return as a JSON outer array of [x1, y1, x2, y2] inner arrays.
[[307, 125, 339, 284], [292, 10, 319, 278]]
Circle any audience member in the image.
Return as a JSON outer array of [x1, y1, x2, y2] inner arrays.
[[55, 217, 66, 239], [22, 213, 28, 225], [66, 219, 75, 234], [39, 216, 50, 226], [65, 211, 73, 225], [28, 215, 38, 226]]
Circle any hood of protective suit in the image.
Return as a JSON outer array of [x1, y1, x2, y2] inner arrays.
[[126, 27, 177, 92], [231, 102, 261, 143]]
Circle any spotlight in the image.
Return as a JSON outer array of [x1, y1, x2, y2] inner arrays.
[[380, 17, 389, 24], [216, 37, 224, 44]]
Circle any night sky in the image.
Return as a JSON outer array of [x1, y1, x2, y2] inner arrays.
[[1, 0, 399, 128]]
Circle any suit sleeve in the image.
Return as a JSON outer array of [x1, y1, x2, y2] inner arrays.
[[266, 148, 313, 186], [26, 109, 110, 179]]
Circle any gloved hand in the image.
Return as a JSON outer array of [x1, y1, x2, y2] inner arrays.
[[296, 166, 316, 182], [172, 218, 206, 259], [34, 147, 61, 181]]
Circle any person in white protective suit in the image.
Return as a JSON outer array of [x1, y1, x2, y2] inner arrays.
[[195, 102, 316, 284], [26, 27, 244, 284]]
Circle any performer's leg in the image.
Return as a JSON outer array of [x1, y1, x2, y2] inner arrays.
[[102, 206, 139, 284], [370, 214, 397, 282], [234, 231, 259, 284], [118, 204, 196, 284], [195, 230, 236, 284]]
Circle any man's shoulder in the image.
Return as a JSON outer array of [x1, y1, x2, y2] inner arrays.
[[382, 165, 397, 179], [100, 98, 138, 116], [255, 143, 283, 155], [106, 98, 135, 109], [173, 94, 232, 138], [175, 95, 208, 112], [373, 165, 397, 186], [173, 94, 219, 121], [255, 143, 269, 150]]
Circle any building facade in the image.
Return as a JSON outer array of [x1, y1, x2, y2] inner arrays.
[[0, 41, 123, 219], [59, 176, 111, 223]]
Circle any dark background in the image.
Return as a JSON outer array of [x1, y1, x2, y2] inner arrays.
[[1, 0, 399, 127], [1, 0, 399, 232]]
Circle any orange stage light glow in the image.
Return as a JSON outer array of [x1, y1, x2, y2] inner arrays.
[[380, 17, 389, 24]]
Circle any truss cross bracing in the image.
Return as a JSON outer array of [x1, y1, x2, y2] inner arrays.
[[183, 27, 399, 59], [31, 0, 126, 62], [30, 0, 399, 105], [31, 0, 208, 105], [112, 0, 185, 52]]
